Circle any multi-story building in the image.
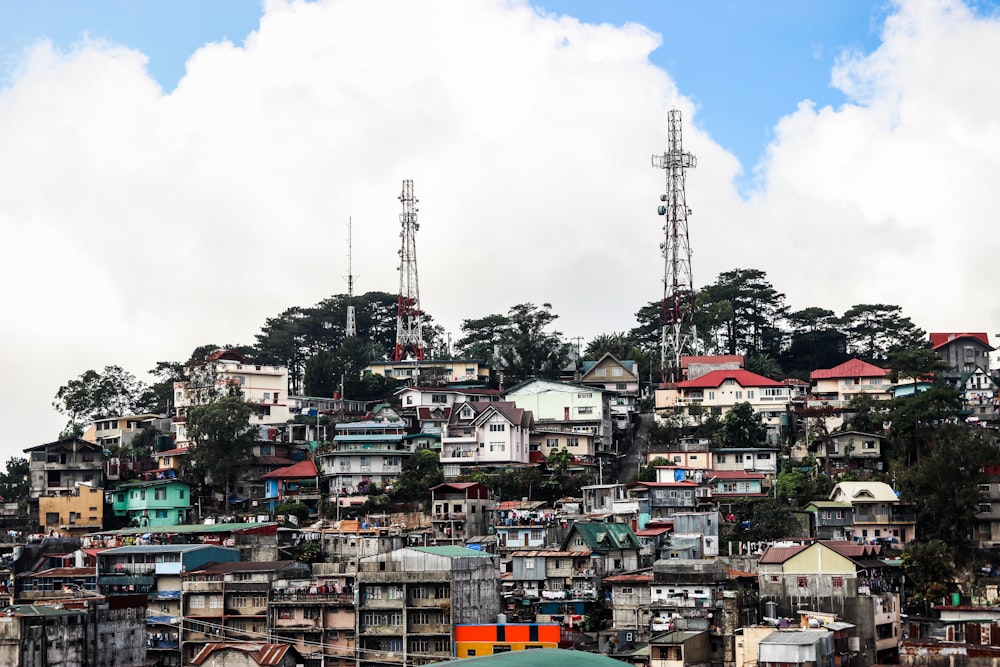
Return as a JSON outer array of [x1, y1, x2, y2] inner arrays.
[[262, 459, 321, 513], [815, 432, 886, 476], [37, 484, 104, 538], [440, 401, 534, 479], [710, 447, 780, 475], [429, 482, 492, 545], [109, 479, 192, 528], [355, 546, 501, 667], [804, 500, 855, 541], [364, 359, 492, 384], [809, 359, 893, 408], [830, 481, 916, 546], [25, 437, 104, 500], [560, 522, 642, 576], [579, 353, 641, 432], [503, 379, 614, 457], [628, 480, 712, 520], [529, 429, 598, 465], [757, 539, 900, 666], [318, 409, 411, 496], [181, 560, 311, 663], [604, 570, 654, 641], [509, 549, 599, 599], [173, 349, 292, 444], [82, 413, 170, 450], [931, 332, 993, 376], [269, 562, 356, 667], [656, 370, 790, 445], [98, 543, 240, 667]]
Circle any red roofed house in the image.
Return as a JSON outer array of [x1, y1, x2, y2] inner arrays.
[[655, 369, 790, 445], [809, 358, 893, 407], [190, 643, 303, 667], [930, 332, 994, 375], [262, 459, 319, 513]]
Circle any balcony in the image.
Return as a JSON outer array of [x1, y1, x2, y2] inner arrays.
[[572, 569, 594, 578], [271, 592, 354, 605], [362, 624, 404, 636], [431, 513, 467, 522]]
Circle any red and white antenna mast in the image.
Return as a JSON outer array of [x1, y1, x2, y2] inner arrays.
[[652, 109, 697, 382], [394, 179, 425, 361]]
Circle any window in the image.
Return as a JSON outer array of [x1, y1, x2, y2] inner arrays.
[[209, 596, 223, 609], [797, 577, 808, 588], [116, 494, 125, 503], [365, 586, 382, 600], [232, 596, 247, 608], [435, 639, 451, 652], [832, 577, 844, 588], [363, 612, 382, 626], [525, 559, 535, 570], [578, 407, 593, 415], [252, 596, 266, 607], [155, 488, 167, 500], [621, 587, 633, 594], [412, 640, 429, 652], [596, 368, 607, 377], [735, 391, 743, 399], [566, 438, 579, 447], [411, 586, 428, 599], [389, 612, 402, 625], [489, 423, 506, 432], [546, 438, 559, 447], [412, 612, 430, 624], [708, 391, 715, 400], [716, 454, 726, 463], [436, 584, 450, 598], [616, 383, 627, 390], [179, 489, 185, 499], [431, 394, 447, 404], [577, 392, 592, 398], [388, 585, 404, 599], [31, 452, 45, 461], [612, 367, 624, 377], [156, 510, 168, 518], [189, 595, 206, 609]]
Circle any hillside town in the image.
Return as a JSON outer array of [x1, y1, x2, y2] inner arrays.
[[3, 328, 1000, 667]]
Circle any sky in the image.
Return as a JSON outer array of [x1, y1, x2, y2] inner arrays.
[[2, 0, 1000, 459]]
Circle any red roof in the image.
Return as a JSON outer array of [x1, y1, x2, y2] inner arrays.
[[155, 448, 189, 457], [681, 355, 744, 369], [677, 369, 783, 389], [261, 459, 317, 479], [635, 526, 672, 536], [930, 332, 993, 351], [417, 406, 452, 420], [190, 643, 294, 666], [810, 358, 888, 380], [709, 470, 766, 480]]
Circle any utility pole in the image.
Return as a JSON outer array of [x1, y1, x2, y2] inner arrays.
[[345, 217, 357, 338], [652, 109, 697, 383]]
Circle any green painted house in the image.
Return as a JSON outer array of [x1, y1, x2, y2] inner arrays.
[[111, 479, 192, 528]]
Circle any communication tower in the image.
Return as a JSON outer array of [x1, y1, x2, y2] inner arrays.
[[345, 217, 357, 338], [394, 179, 425, 361], [651, 109, 697, 382]]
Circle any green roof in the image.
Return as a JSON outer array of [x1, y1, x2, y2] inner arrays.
[[89, 522, 276, 536], [436, 648, 629, 666], [804, 501, 852, 509], [563, 522, 641, 551], [409, 546, 495, 558], [1, 604, 83, 617]]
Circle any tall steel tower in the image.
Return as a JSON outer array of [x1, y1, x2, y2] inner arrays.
[[651, 109, 697, 382], [345, 217, 357, 338], [393, 179, 425, 361]]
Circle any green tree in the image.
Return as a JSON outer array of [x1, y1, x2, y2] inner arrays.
[[723, 498, 798, 547], [391, 449, 444, 505], [720, 402, 767, 448], [186, 396, 257, 514], [901, 539, 955, 610], [886, 348, 948, 383], [699, 268, 788, 356], [0, 457, 30, 506], [638, 457, 673, 483], [455, 313, 510, 366], [886, 385, 963, 465], [843, 393, 886, 434], [491, 303, 572, 385], [841, 304, 927, 363], [53, 365, 148, 436]]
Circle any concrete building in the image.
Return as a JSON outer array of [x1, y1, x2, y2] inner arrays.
[[758, 630, 835, 667], [429, 482, 492, 545], [109, 479, 192, 528], [37, 484, 104, 538], [649, 629, 711, 667], [930, 332, 993, 376], [355, 546, 502, 667], [365, 359, 491, 384], [809, 359, 893, 409], [560, 522, 642, 576], [319, 409, 411, 495], [829, 481, 916, 546], [25, 437, 104, 499], [509, 550, 598, 599]]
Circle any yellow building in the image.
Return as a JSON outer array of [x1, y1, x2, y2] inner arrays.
[[38, 485, 104, 537]]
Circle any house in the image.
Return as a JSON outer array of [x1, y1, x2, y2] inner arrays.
[[317, 409, 411, 496], [581, 484, 629, 515], [365, 359, 492, 384], [560, 522, 642, 577], [110, 478, 192, 528], [974, 464, 1000, 549], [829, 480, 916, 546], [82, 413, 170, 450], [648, 630, 710, 667], [604, 570, 654, 641], [757, 630, 835, 667], [815, 432, 886, 476], [453, 623, 561, 657], [655, 370, 790, 445], [705, 470, 768, 503], [530, 430, 598, 466], [503, 380, 614, 457], [757, 539, 900, 666], [509, 550, 598, 599], [930, 332, 994, 376], [262, 459, 320, 513], [579, 353, 641, 432], [957, 367, 999, 424], [649, 559, 730, 635], [189, 643, 304, 667], [710, 447, 779, 475], [25, 438, 104, 500], [37, 484, 104, 537], [355, 546, 502, 667], [429, 482, 492, 545], [181, 560, 312, 663], [809, 358, 893, 411], [440, 401, 534, 479], [629, 480, 711, 520], [173, 349, 292, 443], [803, 501, 854, 541]]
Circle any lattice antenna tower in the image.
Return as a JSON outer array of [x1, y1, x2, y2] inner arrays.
[[394, 179, 425, 361], [345, 217, 357, 338], [651, 108, 697, 382]]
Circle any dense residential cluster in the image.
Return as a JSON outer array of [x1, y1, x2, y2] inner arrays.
[[4, 331, 1000, 667]]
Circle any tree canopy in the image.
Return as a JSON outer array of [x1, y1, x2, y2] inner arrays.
[[186, 396, 257, 513], [53, 366, 148, 437]]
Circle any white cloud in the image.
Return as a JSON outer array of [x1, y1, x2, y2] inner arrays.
[[2, 0, 999, 457]]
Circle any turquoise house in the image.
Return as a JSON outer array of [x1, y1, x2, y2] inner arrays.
[[111, 479, 192, 528]]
